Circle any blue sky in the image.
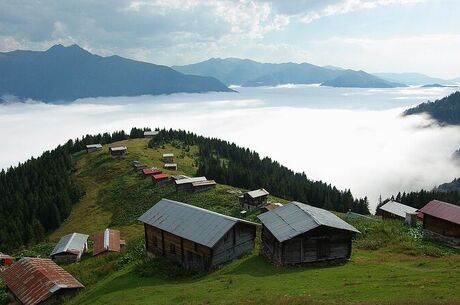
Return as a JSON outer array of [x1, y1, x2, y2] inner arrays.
[[1, 0, 459, 78]]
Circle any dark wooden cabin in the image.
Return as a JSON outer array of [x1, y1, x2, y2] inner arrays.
[[162, 153, 174, 163], [109, 146, 127, 157], [0, 258, 84, 305], [138, 199, 258, 271], [50, 232, 89, 263], [258, 201, 359, 265], [378, 200, 418, 221], [239, 188, 269, 210], [86, 144, 102, 153], [418, 200, 460, 245], [93, 229, 125, 256]]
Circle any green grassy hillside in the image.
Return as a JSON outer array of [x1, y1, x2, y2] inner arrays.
[[8, 138, 460, 305]]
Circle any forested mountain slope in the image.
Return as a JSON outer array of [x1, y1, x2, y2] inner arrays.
[[404, 91, 460, 125]]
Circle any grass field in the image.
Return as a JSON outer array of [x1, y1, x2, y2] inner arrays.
[[15, 138, 460, 305]]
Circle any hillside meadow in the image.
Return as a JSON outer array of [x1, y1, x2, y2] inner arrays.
[[6, 138, 460, 305]]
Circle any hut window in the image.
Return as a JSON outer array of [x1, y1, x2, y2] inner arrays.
[[169, 243, 176, 254], [316, 238, 330, 259]]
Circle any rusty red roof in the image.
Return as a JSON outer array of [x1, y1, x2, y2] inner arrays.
[[418, 200, 460, 225], [143, 168, 162, 175], [93, 229, 122, 256], [152, 173, 169, 180], [0, 257, 83, 305]]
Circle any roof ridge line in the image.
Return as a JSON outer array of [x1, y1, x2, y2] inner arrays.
[[293, 201, 321, 226], [62, 232, 76, 252]]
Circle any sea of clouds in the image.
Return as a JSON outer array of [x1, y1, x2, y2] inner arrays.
[[1, 86, 459, 212]]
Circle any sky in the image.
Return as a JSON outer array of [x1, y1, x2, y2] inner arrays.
[[1, 0, 460, 78]]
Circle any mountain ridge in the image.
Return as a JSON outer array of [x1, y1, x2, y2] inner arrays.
[[0, 44, 232, 103]]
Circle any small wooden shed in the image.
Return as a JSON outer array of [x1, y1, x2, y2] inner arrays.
[[239, 188, 269, 210], [144, 130, 159, 138], [378, 200, 417, 221], [143, 168, 162, 177], [138, 199, 258, 271], [93, 229, 125, 256], [164, 163, 177, 171], [86, 144, 102, 153], [174, 176, 207, 192], [418, 200, 460, 245], [0, 258, 84, 305], [50, 232, 89, 263], [258, 201, 359, 265], [162, 153, 174, 163], [152, 173, 170, 185], [109, 146, 127, 157]]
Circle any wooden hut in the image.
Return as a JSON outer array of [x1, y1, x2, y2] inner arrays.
[[50, 232, 89, 263], [192, 180, 216, 192], [162, 153, 174, 163], [239, 188, 269, 210], [378, 200, 417, 221], [144, 130, 159, 138], [152, 173, 170, 186], [164, 163, 177, 170], [142, 168, 162, 177], [109, 146, 127, 157], [86, 144, 102, 153], [0, 258, 84, 305], [138, 199, 258, 271], [174, 176, 207, 192], [93, 229, 125, 256], [258, 201, 359, 265], [418, 200, 460, 245]]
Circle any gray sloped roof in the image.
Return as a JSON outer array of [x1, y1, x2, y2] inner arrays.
[[138, 199, 258, 248], [174, 176, 207, 185], [50, 233, 89, 256], [86, 144, 102, 149], [247, 188, 269, 198], [379, 200, 417, 218], [258, 201, 360, 242]]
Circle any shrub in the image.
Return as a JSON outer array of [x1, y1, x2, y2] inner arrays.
[[134, 257, 197, 280]]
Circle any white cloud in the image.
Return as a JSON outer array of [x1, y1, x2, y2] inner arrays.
[[300, 0, 427, 23]]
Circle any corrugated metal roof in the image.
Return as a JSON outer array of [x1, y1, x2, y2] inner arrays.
[[379, 200, 417, 218], [419, 200, 460, 225], [143, 168, 162, 175], [144, 130, 159, 136], [153, 173, 169, 180], [0, 257, 83, 305], [174, 176, 207, 185], [138, 199, 258, 248], [247, 188, 269, 198], [86, 144, 102, 149], [258, 201, 360, 242], [162, 153, 174, 157], [50, 233, 89, 257], [110, 146, 127, 152], [93, 229, 121, 256], [164, 163, 177, 168], [192, 180, 216, 187]]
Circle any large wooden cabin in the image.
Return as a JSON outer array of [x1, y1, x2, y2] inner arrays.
[[138, 199, 258, 271], [418, 200, 460, 245], [258, 201, 359, 265], [239, 188, 269, 210]]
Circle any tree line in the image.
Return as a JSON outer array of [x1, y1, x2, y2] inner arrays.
[[149, 129, 370, 214], [378, 189, 460, 212]]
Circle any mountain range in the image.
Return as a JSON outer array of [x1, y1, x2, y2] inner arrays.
[[0, 44, 232, 103], [373, 72, 458, 86], [173, 58, 405, 88]]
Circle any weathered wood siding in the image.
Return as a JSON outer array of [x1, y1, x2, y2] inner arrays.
[[144, 224, 212, 271], [423, 214, 460, 238], [51, 253, 79, 264], [211, 222, 256, 267], [381, 210, 404, 221], [144, 222, 256, 271], [240, 194, 268, 210], [260, 225, 353, 265]]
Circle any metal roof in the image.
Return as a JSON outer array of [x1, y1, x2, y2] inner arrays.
[[86, 144, 102, 149], [164, 163, 177, 168], [152, 173, 169, 180], [379, 200, 417, 218], [246, 188, 269, 198], [143, 168, 162, 175], [138, 199, 258, 248], [192, 180, 216, 187], [174, 176, 207, 185], [0, 257, 84, 305], [93, 229, 121, 256], [50, 233, 89, 257], [110, 146, 127, 152], [419, 200, 460, 225], [258, 201, 360, 242], [144, 130, 159, 136], [162, 153, 174, 157]]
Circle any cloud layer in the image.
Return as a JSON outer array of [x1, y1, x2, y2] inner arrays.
[[1, 86, 459, 212]]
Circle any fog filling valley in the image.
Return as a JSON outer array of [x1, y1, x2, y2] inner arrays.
[[1, 86, 459, 212]]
